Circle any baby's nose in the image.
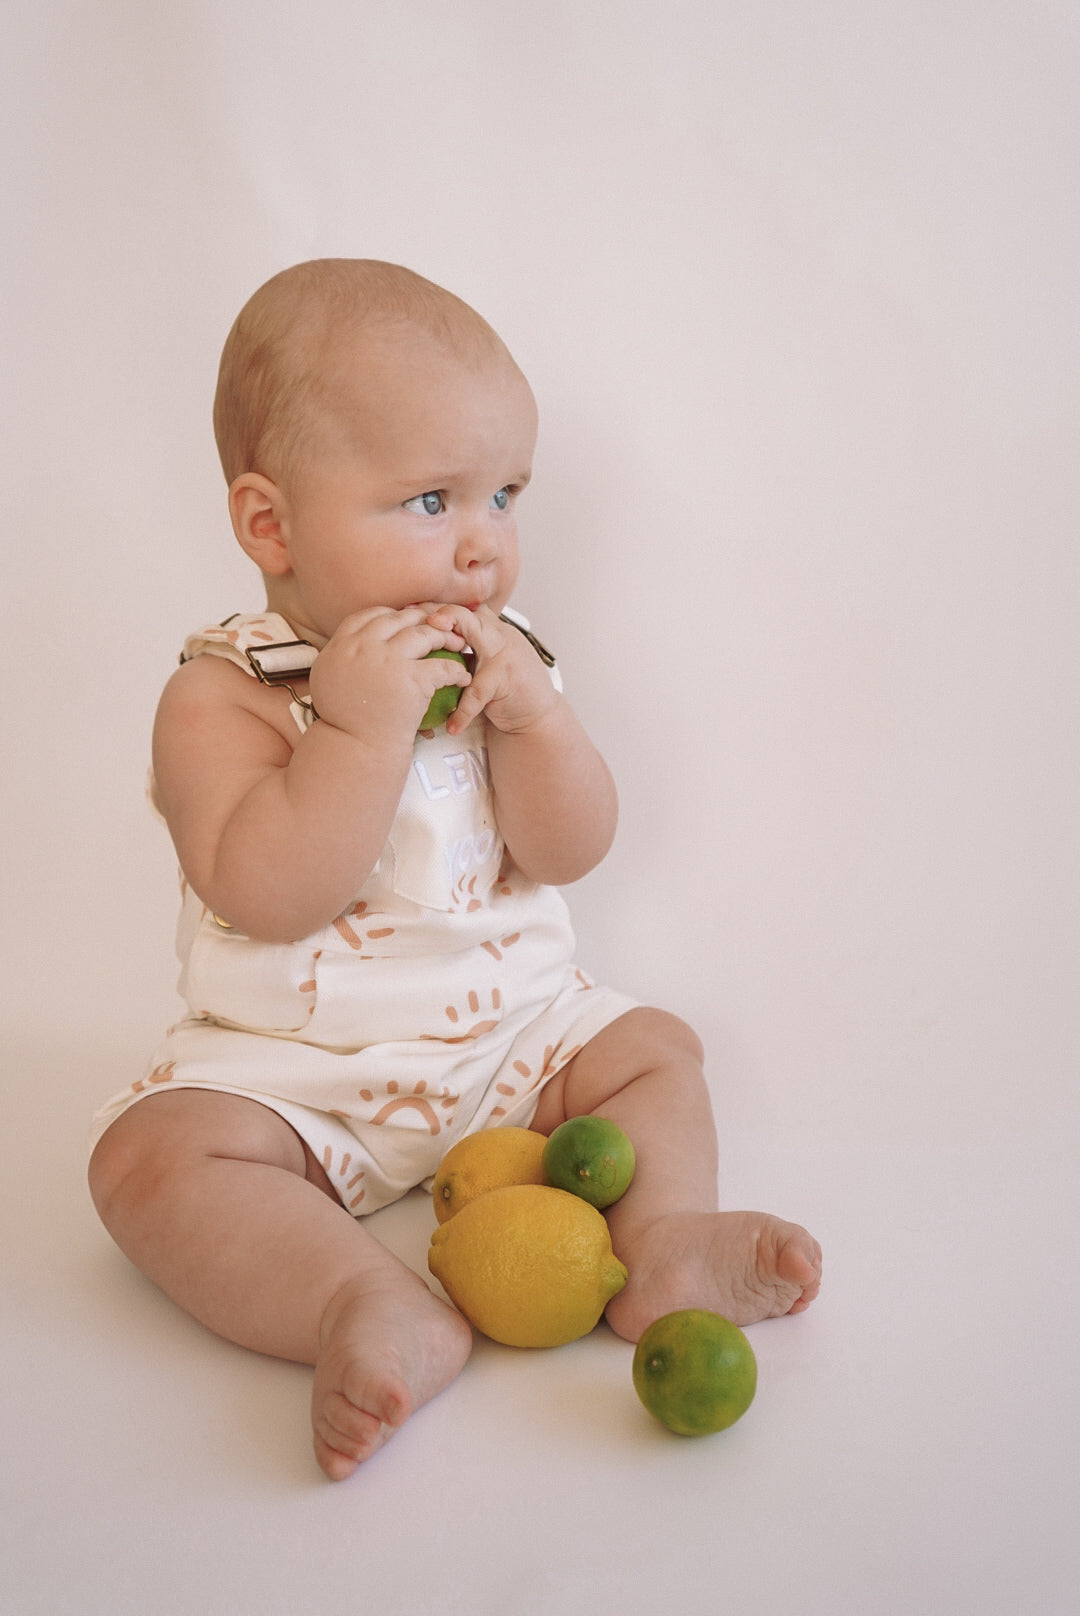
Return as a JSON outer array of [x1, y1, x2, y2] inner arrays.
[[455, 516, 498, 568]]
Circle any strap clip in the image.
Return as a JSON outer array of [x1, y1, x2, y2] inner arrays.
[[244, 640, 319, 716], [498, 611, 556, 667]]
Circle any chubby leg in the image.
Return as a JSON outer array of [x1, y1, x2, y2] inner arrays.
[[88, 1090, 472, 1480], [530, 1008, 822, 1341]]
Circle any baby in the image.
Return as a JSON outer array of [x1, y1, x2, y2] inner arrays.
[[89, 259, 821, 1481]]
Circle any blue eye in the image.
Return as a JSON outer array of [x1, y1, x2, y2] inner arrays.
[[491, 488, 509, 511], [404, 491, 444, 515]]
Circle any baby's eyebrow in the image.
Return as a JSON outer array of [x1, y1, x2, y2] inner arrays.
[[388, 468, 461, 493], [389, 474, 447, 494], [390, 464, 533, 494]]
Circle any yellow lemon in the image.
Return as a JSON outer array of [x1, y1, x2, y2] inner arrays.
[[542, 1115, 635, 1210], [428, 1183, 628, 1348], [431, 1127, 548, 1224], [632, 1309, 757, 1435]]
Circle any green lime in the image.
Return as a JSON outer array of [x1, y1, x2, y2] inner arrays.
[[542, 1116, 635, 1210], [419, 649, 467, 730], [632, 1309, 757, 1435]]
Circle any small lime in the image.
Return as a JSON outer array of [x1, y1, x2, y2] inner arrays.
[[632, 1309, 757, 1435], [419, 649, 467, 730], [542, 1116, 635, 1210]]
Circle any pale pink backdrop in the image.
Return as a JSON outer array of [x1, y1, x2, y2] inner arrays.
[[4, 4, 1078, 1612]]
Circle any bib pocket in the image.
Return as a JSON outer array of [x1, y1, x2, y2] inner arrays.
[[303, 947, 508, 1051], [179, 920, 318, 1034]]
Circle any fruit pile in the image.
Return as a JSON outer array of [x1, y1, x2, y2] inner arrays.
[[427, 1118, 634, 1349], [426, 1118, 758, 1436]]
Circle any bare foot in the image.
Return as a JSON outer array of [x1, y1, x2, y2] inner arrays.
[[311, 1269, 473, 1480], [604, 1210, 822, 1343]]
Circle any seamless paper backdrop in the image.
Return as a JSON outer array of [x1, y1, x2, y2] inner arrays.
[[3, 5, 1078, 1614], [8, 3, 1076, 1094]]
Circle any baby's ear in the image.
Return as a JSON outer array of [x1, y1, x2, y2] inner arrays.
[[228, 474, 292, 576]]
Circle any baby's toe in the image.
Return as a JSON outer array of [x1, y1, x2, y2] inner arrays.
[[313, 1390, 391, 1479], [314, 1430, 365, 1483], [775, 1228, 823, 1309], [339, 1367, 412, 1430]]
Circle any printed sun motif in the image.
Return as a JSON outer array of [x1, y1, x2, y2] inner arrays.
[[487, 1035, 585, 1119], [452, 872, 485, 914], [356, 1080, 459, 1136], [332, 901, 396, 956], [321, 1147, 368, 1212], [426, 988, 504, 1044], [207, 616, 279, 652], [131, 1061, 176, 1095]]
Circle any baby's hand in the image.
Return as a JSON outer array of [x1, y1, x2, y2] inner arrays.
[[421, 604, 559, 736], [308, 607, 471, 746]]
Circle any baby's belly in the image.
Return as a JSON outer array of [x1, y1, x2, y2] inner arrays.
[[178, 883, 576, 1050]]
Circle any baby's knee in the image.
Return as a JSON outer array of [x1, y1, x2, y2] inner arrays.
[[88, 1113, 144, 1225], [620, 1007, 705, 1071], [88, 1093, 199, 1224]]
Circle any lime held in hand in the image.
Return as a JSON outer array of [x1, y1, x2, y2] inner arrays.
[[632, 1309, 757, 1436], [542, 1116, 635, 1210], [419, 649, 467, 731]]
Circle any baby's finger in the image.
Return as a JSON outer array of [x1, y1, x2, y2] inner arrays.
[[331, 605, 453, 652], [442, 670, 495, 734], [420, 656, 472, 729], [423, 602, 474, 632], [377, 607, 465, 655], [421, 652, 472, 692], [424, 603, 505, 657], [401, 622, 470, 661]]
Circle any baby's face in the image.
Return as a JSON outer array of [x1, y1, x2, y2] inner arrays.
[[267, 327, 538, 644]]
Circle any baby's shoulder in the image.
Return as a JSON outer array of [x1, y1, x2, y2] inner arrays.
[[154, 652, 303, 757], [158, 647, 259, 714]]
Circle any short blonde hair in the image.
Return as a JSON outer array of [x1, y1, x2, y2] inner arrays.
[[212, 258, 508, 484]]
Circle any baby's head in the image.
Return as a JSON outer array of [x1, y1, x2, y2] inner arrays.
[[214, 258, 521, 487], [214, 260, 538, 641]]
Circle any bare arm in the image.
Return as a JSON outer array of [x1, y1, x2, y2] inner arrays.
[[485, 695, 618, 884], [153, 608, 471, 942], [426, 605, 618, 885]]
